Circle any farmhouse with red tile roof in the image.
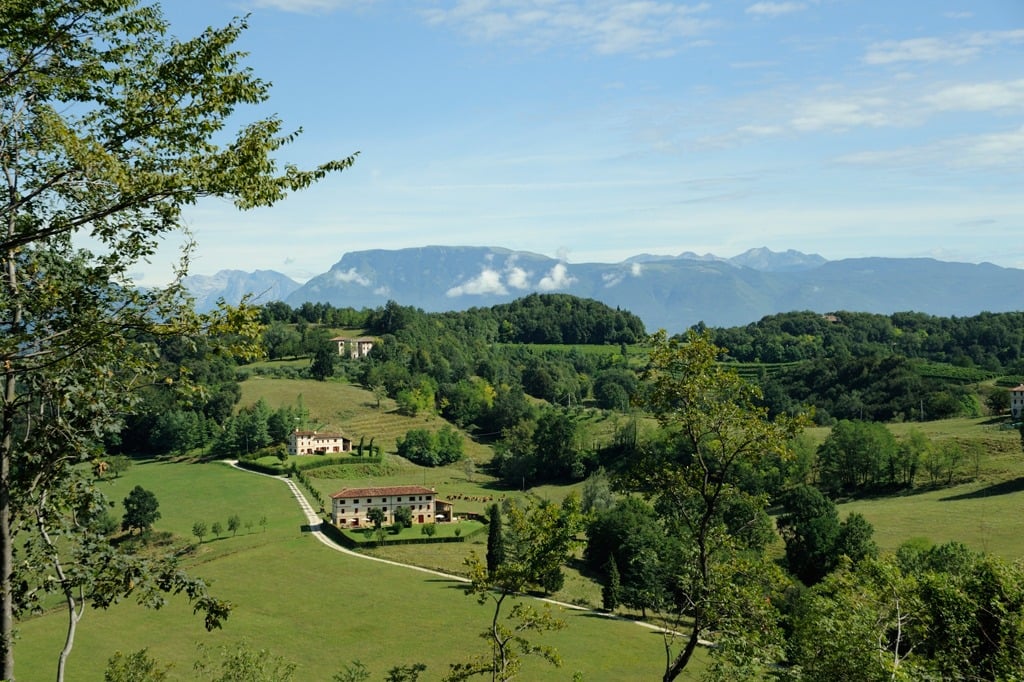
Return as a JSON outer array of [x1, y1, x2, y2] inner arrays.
[[329, 485, 453, 527]]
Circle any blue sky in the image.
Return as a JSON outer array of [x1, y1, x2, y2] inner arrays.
[[149, 0, 1024, 284]]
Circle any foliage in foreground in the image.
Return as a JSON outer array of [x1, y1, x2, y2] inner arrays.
[[0, 0, 353, 678], [619, 330, 806, 681]]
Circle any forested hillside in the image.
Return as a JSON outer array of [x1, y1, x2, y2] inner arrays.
[[701, 310, 1024, 424]]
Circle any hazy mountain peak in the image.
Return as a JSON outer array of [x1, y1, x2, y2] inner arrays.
[[729, 247, 827, 272], [185, 245, 1024, 333]]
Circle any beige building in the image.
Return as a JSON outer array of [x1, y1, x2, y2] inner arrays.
[[289, 429, 353, 456], [1011, 384, 1024, 420], [330, 335, 375, 359], [329, 485, 453, 527]]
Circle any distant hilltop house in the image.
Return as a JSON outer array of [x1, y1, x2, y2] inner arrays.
[[289, 429, 353, 456], [330, 335, 375, 359], [329, 485, 454, 528], [1011, 384, 1024, 420]]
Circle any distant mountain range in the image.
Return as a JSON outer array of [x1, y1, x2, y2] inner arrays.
[[182, 246, 1024, 332]]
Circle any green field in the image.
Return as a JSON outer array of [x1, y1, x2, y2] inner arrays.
[[19, 375, 1024, 680], [14, 460, 689, 681], [238, 376, 495, 463]]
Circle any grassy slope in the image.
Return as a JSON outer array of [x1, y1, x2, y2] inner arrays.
[[835, 418, 1024, 558], [15, 460, 684, 681], [23, 374, 1021, 679]]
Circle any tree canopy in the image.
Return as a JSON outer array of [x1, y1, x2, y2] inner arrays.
[[0, 1, 353, 677]]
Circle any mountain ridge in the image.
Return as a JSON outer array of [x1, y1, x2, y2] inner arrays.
[[184, 247, 1024, 333]]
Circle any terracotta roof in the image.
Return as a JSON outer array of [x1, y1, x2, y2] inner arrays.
[[292, 430, 348, 438], [330, 485, 436, 499], [1012, 384, 1024, 392]]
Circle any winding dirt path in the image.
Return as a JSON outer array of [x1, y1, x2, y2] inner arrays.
[[225, 460, 695, 638]]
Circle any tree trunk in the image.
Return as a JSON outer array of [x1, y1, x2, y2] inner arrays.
[[663, 624, 701, 682], [2, 244, 20, 679], [1, 426, 13, 680]]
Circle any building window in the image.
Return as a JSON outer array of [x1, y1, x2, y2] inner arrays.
[[426, 496, 432, 501], [353, 499, 359, 503], [397, 497, 402, 502]]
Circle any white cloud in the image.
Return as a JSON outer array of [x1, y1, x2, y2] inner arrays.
[[253, 0, 374, 13], [603, 262, 644, 287], [835, 124, 1024, 170], [446, 268, 509, 296], [602, 271, 625, 287], [923, 79, 1024, 112], [332, 267, 372, 286], [537, 263, 577, 291], [736, 124, 784, 137], [791, 98, 890, 131], [745, 2, 807, 18], [954, 125, 1024, 168], [864, 37, 979, 65], [505, 265, 531, 289], [420, 1, 714, 57], [864, 31, 1024, 66]]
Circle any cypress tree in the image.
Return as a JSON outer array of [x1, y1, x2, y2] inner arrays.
[[486, 503, 505, 577], [602, 556, 621, 612]]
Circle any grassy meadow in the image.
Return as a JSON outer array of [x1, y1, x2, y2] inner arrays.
[[17, 372, 1024, 680], [15, 459, 685, 681]]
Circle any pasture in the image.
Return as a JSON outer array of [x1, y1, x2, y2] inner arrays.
[[14, 459, 686, 681]]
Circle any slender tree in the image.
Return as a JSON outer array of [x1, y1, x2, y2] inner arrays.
[[623, 331, 804, 681], [486, 503, 505, 578], [0, 2, 353, 678], [447, 496, 583, 681], [602, 556, 621, 612]]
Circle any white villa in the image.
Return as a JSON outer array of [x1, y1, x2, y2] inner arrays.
[[1011, 384, 1024, 420], [288, 429, 353, 456], [329, 485, 454, 527], [330, 335, 375, 359]]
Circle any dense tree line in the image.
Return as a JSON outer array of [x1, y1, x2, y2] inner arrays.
[[756, 352, 976, 424], [708, 309, 1024, 371], [259, 300, 372, 328], [698, 311, 1024, 424], [115, 335, 244, 455], [305, 299, 633, 485], [485, 293, 645, 344]]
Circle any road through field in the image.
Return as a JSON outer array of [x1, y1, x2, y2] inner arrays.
[[224, 460, 698, 639]]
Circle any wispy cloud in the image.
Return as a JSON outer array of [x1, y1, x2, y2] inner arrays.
[[791, 98, 891, 131], [332, 267, 372, 286], [835, 124, 1024, 170], [864, 37, 979, 65], [745, 2, 807, 18], [864, 30, 1024, 65], [923, 79, 1024, 112], [602, 262, 644, 287], [253, 0, 375, 13], [420, 1, 714, 56]]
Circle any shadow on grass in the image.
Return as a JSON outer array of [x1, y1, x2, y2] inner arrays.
[[940, 476, 1024, 501]]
